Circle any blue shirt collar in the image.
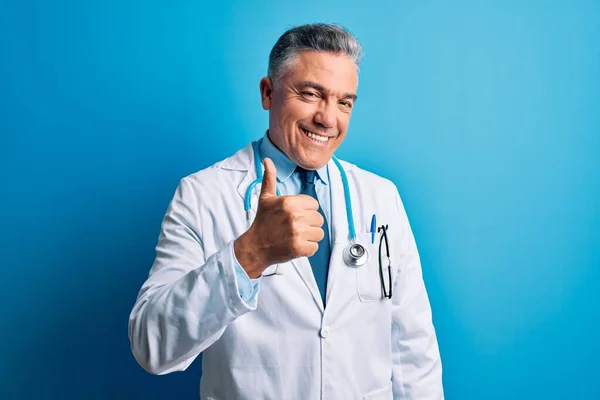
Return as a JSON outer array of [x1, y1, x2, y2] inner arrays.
[[259, 130, 328, 185]]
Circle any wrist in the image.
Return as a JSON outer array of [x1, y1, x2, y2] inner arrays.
[[234, 231, 267, 278]]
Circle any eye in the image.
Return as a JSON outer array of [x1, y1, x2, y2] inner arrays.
[[339, 100, 353, 108], [302, 91, 318, 98]]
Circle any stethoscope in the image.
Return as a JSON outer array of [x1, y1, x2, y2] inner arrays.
[[244, 140, 368, 274]]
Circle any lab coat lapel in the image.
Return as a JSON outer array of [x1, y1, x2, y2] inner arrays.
[[236, 170, 258, 215], [231, 144, 258, 214], [289, 256, 324, 312]]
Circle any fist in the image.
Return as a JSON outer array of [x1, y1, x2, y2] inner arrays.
[[234, 158, 325, 278]]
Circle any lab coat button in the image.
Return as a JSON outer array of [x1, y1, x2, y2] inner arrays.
[[320, 326, 330, 339]]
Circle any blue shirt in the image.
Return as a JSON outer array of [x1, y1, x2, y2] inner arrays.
[[232, 131, 332, 302]]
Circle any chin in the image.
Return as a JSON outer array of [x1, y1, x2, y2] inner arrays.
[[298, 155, 329, 170]]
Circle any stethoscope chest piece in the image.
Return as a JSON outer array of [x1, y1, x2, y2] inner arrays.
[[343, 242, 368, 267]]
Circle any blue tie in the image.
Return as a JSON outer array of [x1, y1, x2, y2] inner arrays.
[[297, 167, 331, 307]]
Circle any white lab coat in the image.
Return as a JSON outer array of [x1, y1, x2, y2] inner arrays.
[[128, 142, 444, 400]]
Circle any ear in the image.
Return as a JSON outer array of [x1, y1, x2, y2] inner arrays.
[[259, 77, 274, 110]]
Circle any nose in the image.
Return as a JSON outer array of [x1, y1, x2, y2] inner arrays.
[[313, 101, 336, 130]]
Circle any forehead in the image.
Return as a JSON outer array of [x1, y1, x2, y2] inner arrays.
[[283, 51, 358, 94]]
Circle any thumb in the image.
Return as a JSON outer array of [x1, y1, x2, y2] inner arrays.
[[259, 158, 278, 199]]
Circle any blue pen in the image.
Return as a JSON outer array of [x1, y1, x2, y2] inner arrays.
[[370, 214, 377, 244]]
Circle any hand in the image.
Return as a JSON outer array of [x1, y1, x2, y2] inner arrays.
[[234, 158, 325, 278]]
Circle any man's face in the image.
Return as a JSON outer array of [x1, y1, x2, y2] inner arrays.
[[260, 51, 358, 170]]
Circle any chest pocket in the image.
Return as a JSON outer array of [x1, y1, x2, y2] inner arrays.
[[354, 231, 387, 302]]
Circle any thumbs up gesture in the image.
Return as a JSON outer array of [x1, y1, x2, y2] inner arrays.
[[234, 158, 325, 278]]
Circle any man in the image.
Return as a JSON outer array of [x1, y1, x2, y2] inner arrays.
[[129, 23, 444, 399]]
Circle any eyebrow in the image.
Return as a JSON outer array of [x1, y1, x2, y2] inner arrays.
[[297, 80, 358, 101]]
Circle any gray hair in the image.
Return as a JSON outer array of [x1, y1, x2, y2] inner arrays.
[[267, 23, 363, 86]]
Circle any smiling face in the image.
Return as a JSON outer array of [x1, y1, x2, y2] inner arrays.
[[260, 51, 358, 170]]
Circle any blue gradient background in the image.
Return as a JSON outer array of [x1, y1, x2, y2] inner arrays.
[[1, 1, 599, 399]]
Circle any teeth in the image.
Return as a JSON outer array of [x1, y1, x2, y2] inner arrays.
[[303, 128, 329, 142]]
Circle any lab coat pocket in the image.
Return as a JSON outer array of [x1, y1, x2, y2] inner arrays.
[[355, 232, 385, 302], [363, 381, 393, 400]]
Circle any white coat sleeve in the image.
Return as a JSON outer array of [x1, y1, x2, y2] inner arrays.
[[128, 177, 259, 375], [391, 187, 444, 399]]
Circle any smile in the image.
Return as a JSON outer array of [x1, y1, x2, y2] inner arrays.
[[300, 127, 330, 143]]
